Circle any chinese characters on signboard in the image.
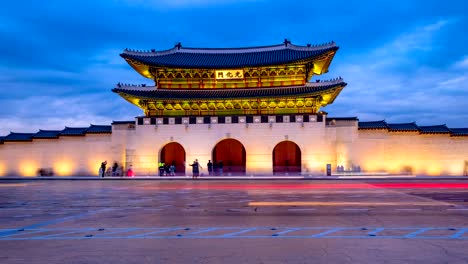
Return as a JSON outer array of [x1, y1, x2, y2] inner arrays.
[[215, 70, 244, 80]]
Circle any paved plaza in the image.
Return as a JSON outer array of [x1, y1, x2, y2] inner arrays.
[[1, 179, 468, 263]]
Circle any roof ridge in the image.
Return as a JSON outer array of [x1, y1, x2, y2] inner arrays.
[[9, 132, 36, 135], [359, 120, 386, 123], [418, 124, 447, 127], [63, 126, 89, 129], [387, 121, 417, 124], [122, 41, 337, 56], [89, 124, 111, 127], [38, 129, 62, 132]]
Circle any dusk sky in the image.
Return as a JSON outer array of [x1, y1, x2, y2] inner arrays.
[[1, 0, 467, 135]]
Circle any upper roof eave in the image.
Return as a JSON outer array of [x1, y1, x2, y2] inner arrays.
[[120, 42, 339, 70]]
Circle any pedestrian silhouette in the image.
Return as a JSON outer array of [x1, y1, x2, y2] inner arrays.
[[207, 160, 213, 176], [190, 159, 202, 179]]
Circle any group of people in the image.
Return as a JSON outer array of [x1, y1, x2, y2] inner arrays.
[[336, 165, 361, 173], [99, 161, 134, 177], [189, 159, 224, 179], [99, 159, 224, 178], [207, 160, 223, 176], [158, 162, 176, 176]]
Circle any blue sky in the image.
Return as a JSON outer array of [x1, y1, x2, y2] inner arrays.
[[1, 0, 467, 135]]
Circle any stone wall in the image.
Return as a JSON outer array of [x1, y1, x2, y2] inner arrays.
[[0, 134, 114, 176], [0, 117, 467, 176], [352, 130, 468, 175]]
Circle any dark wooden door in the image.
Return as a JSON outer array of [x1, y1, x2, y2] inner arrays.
[[273, 141, 301, 175], [161, 142, 186, 175], [212, 139, 246, 175]]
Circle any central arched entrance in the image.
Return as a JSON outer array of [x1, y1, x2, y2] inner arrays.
[[212, 139, 246, 175], [273, 141, 301, 175], [160, 142, 186, 175]]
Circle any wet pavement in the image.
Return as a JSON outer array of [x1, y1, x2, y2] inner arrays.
[[1, 179, 468, 263]]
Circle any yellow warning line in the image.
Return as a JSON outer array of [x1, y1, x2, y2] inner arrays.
[[249, 201, 447, 206], [0, 183, 28, 187]]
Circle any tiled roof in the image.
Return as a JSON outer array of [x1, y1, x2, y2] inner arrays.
[[450, 128, 468, 137], [358, 120, 388, 129], [121, 41, 338, 69], [359, 120, 468, 136], [3, 132, 35, 141], [86, 125, 112, 134], [33, 130, 61, 139], [418, 125, 451, 134], [0, 125, 114, 142], [113, 79, 346, 100], [387, 122, 419, 132], [60, 127, 88, 136], [112, 121, 136, 125]]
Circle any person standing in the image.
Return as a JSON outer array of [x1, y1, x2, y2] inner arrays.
[[165, 164, 170, 176], [190, 159, 202, 179], [158, 162, 165, 176], [126, 165, 134, 177], [100, 161, 107, 178], [213, 161, 218, 176], [169, 163, 176, 176], [218, 160, 223, 176], [207, 160, 213, 176], [112, 162, 118, 176]]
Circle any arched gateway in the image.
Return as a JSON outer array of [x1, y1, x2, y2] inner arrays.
[[273, 141, 301, 175], [212, 139, 246, 175], [160, 142, 186, 175]]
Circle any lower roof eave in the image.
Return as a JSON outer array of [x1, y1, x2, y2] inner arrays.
[[112, 82, 347, 101]]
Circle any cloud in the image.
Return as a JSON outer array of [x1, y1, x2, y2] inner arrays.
[[0, 93, 141, 135], [325, 19, 468, 127], [437, 76, 467, 90], [0, 46, 147, 135], [367, 19, 452, 70], [454, 56, 468, 69]]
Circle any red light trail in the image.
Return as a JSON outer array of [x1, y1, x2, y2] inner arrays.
[[138, 182, 468, 190]]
